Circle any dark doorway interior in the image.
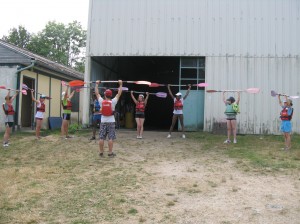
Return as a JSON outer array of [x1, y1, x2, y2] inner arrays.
[[110, 57, 180, 130], [21, 76, 35, 128]]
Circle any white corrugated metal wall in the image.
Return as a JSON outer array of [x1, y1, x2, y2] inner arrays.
[[85, 0, 300, 134]]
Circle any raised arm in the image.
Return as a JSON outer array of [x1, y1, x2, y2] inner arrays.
[[236, 91, 240, 104], [144, 92, 150, 106], [95, 80, 101, 100], [223, 92, 227, 104], [278, 94, 283, 107], [130, 91, 138, 104], [115, 80, 123, 100], [183, 84, 191, 100], [167, 85, 175, 99], [31, 90, 39, 104], [68, 90, 75, 100], [10, 90, 19, 103], [64, 86, 69, 100]]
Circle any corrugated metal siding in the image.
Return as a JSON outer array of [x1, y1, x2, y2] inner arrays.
[[88, 0, 300, 57], [204, 56, 300, 134]]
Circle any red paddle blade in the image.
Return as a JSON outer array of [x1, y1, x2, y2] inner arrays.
[[271, 90, 277, 97], [69, 80, 84, 87], [0, 86, 6, 89], [149, 83, 163, 87], [246, 88, 260, 94], [206, 90, 218, 93], [196, 83, 209, 87], [155, 92, 167, 98]]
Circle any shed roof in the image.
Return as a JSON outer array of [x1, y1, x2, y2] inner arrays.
[[0, 39, 83, 80]]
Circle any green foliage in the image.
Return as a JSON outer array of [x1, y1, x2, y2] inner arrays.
[[68, 123, 82, 134], [2, 25, 31, 48], [2, 21, 86, 73]]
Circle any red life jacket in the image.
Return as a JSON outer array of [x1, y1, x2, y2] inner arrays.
[[37, 102, 46, 112], [2, 103, 14, 115], [101, 100, 114, 116], [174, 99, 183, 110], [62, 100, 72, 110], [280, 107, 293, 121], [136, 101, 145, 112]]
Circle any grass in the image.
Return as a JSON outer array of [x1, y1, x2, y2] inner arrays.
[[0, 130, 299, 223]]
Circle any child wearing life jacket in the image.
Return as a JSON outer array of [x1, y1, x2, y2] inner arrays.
[[167, 84, 191, 138], [278, 95, 293, 150], [130, 91, 149, 139], [90, 92, 102, 140], [94, 80, 123, 157], [2, 89, 19, 147], [31, 90, 46, 139], [223, 92, 240, 144], [61, 85, 75, 139]]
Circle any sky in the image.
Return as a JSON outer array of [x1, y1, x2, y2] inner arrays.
[[0, 0, 89, 37]]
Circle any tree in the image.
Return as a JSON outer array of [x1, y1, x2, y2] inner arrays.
[[27, 21, 86, 72], [2, 25, 31, 48]]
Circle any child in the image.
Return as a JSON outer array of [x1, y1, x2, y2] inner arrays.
[[2, 89, 19, 147], [31, 90, 46, 139], [61, 86, 75, 139], [223, 91, 240, 144], [278, 95, 293, 150], [130, 91, 149, 139], [94, 80, 123, 157], [90, 92, 101, 140], [167, 84, 191, 138]]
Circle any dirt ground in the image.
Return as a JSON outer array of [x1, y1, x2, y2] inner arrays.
[[1, 130, 300, 224], [97, 130, 300, 224]]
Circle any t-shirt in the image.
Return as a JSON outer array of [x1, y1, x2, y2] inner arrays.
[[98, 97, 118, 123], [93, 99, 101, 115], [173, 98, 184, 115], [35, 102, 44, 119]]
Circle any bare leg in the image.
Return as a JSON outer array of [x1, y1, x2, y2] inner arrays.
[[36, 119, 42, 138], [92, 120, 97, 138], [139, 118, 145, 137], [178, 115, 184, 133], [226, 120, 232, 140], [169, 115, 178, 134], [231, 120, 237, 140], [3, 126, 11, 143], [108, 139, 113, 153], [99, 139, 104, 153], [135, 118, 141, 137]]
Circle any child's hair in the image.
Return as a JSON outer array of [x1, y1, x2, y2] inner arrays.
[[227, 96, 235, 103]]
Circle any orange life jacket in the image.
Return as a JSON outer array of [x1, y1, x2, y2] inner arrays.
[[37, 102, 46, 112], [62, 100, 72, 110], [136, 101, 145, 112], [101, 100, 114, 116], [2, 103, 14, 115], [174, 99, 183, 110], [280, 107, 293, 121]]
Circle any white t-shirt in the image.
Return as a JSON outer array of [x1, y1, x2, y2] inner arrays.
[[98, 97, 118, 123], [173, 98, 184, 115], [35, 102, 44, 119]]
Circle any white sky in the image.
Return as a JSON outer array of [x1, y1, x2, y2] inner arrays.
[[0, 0, 89, 37]]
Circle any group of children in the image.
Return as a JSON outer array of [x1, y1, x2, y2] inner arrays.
[[2, 81, 294, 154]]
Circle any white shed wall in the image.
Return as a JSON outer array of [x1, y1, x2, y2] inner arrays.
[[204, 56, 300, 134], [88, 0, 300, 57]]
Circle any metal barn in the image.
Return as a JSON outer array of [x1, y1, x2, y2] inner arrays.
[[83, 0, 300, 134]]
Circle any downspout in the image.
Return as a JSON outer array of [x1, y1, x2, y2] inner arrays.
[[15, 58, 35, 131]]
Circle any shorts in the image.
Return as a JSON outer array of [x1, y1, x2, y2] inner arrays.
[[5, 122, 13, 128], [93, 114, 102, 122], [35, 117, 43, 121], [226, 114, 236, 120], [99, 122, 116, 140], [62, 113, 71, 121], [135, 113, 145, 119], [281, 120, 292, 133]]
